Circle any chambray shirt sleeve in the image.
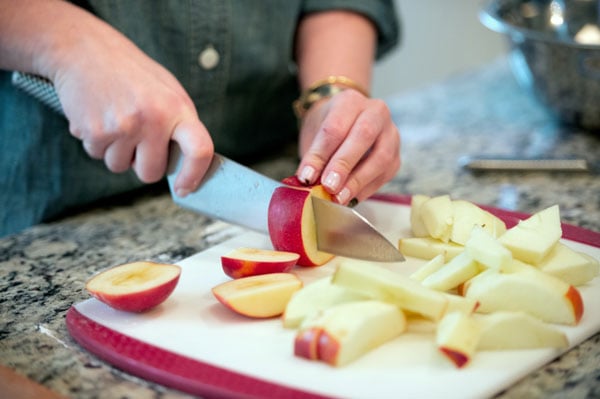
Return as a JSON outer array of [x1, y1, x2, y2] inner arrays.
[[300, 0, 401, 59]]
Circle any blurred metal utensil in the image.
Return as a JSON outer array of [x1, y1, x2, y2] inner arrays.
[[459, 155, 592, 172]]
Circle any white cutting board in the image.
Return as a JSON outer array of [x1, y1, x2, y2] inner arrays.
[[74, 199, 600, 399]]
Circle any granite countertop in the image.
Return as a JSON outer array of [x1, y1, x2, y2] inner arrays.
[[1, 58, 599, 399]]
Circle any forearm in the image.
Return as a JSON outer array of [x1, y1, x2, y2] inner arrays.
[[0, 0, 125, 80], [295, 10, 377, 92]]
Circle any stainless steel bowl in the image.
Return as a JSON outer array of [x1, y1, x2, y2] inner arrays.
[[480, 0, 600, 131]]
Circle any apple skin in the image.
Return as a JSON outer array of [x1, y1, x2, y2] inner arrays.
[[268, 182, 334, 267], [220, 247, 299, 279], [212, 273, 303, 318], [85, 261, 181, 312], [294, 301, 406, 367], [436, 311, 481, 368]]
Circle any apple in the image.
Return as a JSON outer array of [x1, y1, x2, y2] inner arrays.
[[212, 273, 302, 318], [85, 261, 181, 312], [443, 292, 479, 315], [461, 265, 584, 325], [420, 195, 453, 242], [294, 300, 406, 366], [421, 252, 480, 292], [220, 247, 300, 279], [450, 200, 506, 245], [465, 225, 512, 271], [436, 311, 481, 368], [536, 243, 599, 286], [476, 311, 568, 350], [282, 276, 367, 329], [268, 182, 334, 267], [498, 205, 562, 264], [409, 254, 446, 282], [331, 258, 449, 321], [398, 237, 463, 261], [410, 194, 431, 237]]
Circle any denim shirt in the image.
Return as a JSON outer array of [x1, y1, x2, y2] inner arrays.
[[0, 0, 399, 236]]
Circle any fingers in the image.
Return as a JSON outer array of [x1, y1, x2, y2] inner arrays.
[[169, 118, 214, 197], [298, 91, 401, 205]]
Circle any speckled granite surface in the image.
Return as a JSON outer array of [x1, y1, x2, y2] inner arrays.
[[1, 58, 599, 399]]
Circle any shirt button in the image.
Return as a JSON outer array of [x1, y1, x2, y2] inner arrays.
[[198, 45, 220, 70]]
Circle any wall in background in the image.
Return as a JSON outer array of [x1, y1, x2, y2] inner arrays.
[[372, 0, 507, 98]]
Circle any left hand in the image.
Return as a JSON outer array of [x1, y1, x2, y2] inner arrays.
[[296, 89, 401, 205]]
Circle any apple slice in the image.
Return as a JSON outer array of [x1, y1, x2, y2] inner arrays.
[[295, 300, 406, 366], [221, 247, 300, 279], [443, 292, 479, 315], [421, 252, 480, 292], [282, 276, 367, 329], [268, 182, 334, 267], [476, 311, 568, 350], [536, 243, 600, 286], [420, 195, 453, 242], [465, 225, 512, 271], [410, 254, 445, 282], [450, 200, 506, 245], [410, 194, 431, 237], [85, 261, 181, 312], [461, 265, 584, 325], [212, 273, 302, 318], [436, 311, 481, 368], [398, 237, 463, 261], [498, 205, 562, 264], [331, 258, 448, 321]]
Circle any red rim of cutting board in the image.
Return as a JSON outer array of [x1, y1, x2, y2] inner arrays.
[[66, 193, 600, 399]]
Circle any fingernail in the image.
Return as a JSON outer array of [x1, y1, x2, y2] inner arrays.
[[336, 187, 351, 204], [299, 165, 316, 184], [323, 171, 341, 192], [175, 187, 191, 197]]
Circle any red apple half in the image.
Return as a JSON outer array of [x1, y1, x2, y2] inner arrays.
[[221, 247, 300, 278], [212, 273, 303, 318], [85, 261, 181, 312], [268, 182, 335, 267]]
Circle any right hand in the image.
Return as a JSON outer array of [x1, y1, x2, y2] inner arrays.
[[50, 13, 212, 197]]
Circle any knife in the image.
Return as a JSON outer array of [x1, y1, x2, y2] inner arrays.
[[11, 71, 405, 262]]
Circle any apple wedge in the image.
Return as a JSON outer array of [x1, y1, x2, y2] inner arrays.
[[410, 194, 431, 237], [464, 226, 512, 271], [221, 247, 300, 279], [331, 258, 448, 321], [398, 237, 463, 261], [212, 273, 302, 318], [295, 300, 406, 366], [420, 195, 453, 242], [498, 205, 562, 264], [421, 252, 480, 292], [461, 265, 584, 325], [536, 243, 600, 286], [476, 311, 568, 350], [85, 261, 181, 312], [282, 276, 367, 329], [436, 311, 481, 368], [450, 200, 506, 245], [268, 182, 334, 267]]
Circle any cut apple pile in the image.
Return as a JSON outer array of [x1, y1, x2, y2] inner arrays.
[[402, 195, 599, 367], [85, 261, 181, 312], [277, 196, 598, 368]]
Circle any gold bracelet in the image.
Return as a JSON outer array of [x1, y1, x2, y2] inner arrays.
[[292, 75, 369, 120]]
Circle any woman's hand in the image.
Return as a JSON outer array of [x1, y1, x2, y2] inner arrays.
[[47, 8, 212, 197], [296, 89, 401, 205]]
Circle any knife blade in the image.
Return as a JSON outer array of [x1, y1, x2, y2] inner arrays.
[[12, 71, 405, 262]]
